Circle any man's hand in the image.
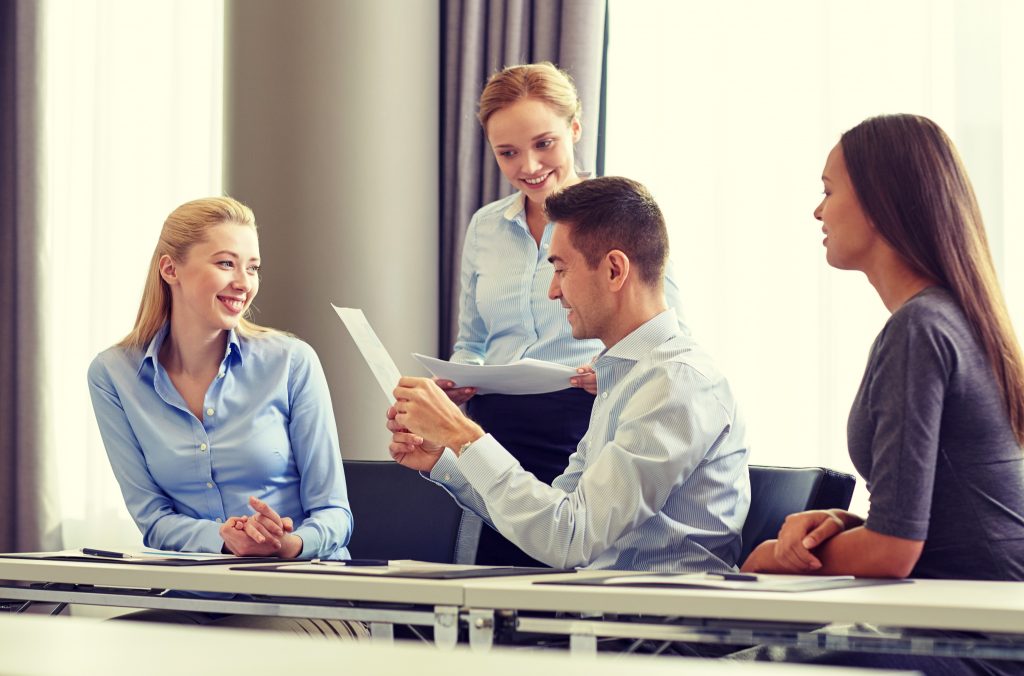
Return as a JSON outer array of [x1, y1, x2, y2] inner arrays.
[[386, 405, 446, 472], [392, 377, 483, 451]]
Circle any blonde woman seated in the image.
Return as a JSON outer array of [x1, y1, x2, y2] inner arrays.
[[88, 197, 363, 637]]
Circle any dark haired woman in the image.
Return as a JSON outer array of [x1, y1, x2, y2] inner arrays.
[[741, 114, 1024, 674]]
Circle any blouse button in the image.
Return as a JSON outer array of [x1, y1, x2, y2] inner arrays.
[[206, 407, 215, 416]]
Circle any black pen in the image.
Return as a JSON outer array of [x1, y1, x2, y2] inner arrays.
[[706, 572, 758, 582], [81, 548, 132, 559]]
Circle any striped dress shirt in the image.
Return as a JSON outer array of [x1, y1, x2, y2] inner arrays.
[[431, 310, 751, 572], [452, 192, 688, 367]]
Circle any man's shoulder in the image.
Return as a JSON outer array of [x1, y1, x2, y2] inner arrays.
[[649, 335, 722, 384]]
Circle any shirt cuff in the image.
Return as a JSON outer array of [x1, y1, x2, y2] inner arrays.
[[428, 449, 470, 491], [457, 433, 519, 493], [196, 521, 228, 554], [291, 525, 320, 559], [449, 350, 484, 366]]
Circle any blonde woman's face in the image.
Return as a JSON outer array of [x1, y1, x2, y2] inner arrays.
[[162, 223, 261, 334], [486, 97, 581, 206]]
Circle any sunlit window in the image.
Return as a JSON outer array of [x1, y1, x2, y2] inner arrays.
[[607, 0, 1024, 512], [43, 0, 224, 548]]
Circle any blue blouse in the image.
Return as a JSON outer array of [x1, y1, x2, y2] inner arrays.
[[452, 192, 688, 366], [87, 324, 352, 559]]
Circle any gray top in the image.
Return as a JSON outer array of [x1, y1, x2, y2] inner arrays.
[[848, 287, 1024, 580]]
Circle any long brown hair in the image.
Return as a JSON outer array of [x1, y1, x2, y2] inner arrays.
[[119, 196, 276, 351], [841, 114, 1024, 445]]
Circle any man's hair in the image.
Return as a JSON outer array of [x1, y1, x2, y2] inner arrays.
[[544, 176, 667, 286]]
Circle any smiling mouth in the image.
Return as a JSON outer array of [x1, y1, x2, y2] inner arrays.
[[218, 296, 245, 313], [523, 172, 551, 186]]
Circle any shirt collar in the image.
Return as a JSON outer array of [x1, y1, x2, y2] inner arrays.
[[137, 322, 243, 376], [595, 309, 681, 365], [502, 192, 527, 222]]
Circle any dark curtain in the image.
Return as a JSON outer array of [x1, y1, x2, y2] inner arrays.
[[0, 0, 58, 552], [438, 0, 609, 355]]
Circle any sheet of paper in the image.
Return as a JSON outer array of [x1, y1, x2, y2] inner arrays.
[[70, 548, 237, 561], [269, 560, 501, 575], [412, 353, 577, 395], [600, 572, 855, 592], [333, 305, 402, 404]]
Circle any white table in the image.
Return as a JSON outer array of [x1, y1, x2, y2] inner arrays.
[[0, 556, 468, 646], [462, 571, 1024, 661], [0, 613, 917, 675]]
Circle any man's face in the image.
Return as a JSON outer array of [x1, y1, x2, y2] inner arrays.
[[547, 222, 608, 341]]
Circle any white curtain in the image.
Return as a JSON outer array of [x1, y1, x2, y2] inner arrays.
[[42, 0, 224, 549], [606, 0, 1024, 513]]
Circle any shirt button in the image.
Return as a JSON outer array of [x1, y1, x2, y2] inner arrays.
[[206, 482, 214, 488], [601, 392, 609, 399], [443, 474, 451, 482], [206, 408, 215, 416], [215, 518, 223, 523], [217, 372, 225, 379], [199, 443, 207, 451]]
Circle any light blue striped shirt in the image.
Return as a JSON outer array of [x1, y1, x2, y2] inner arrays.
[[431, 310, 750, 571], [452, 192, 688, 366], [87, 324, 352, 559]]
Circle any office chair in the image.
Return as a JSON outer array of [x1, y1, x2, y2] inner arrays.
[[740, 464, 856, 564], [342, 459, 478, 563]]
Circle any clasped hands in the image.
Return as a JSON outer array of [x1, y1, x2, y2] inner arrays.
[[741, 508, 859, 574], [218, 495, 302, 558]]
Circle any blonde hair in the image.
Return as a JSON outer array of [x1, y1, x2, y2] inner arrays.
[[477, 62, 581, 129], [119, 196, 276, 351]]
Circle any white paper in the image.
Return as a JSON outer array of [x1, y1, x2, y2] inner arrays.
[[333, 305, 402, 404], [412, 353, 577, 395], [601, 572, 855, 591], [272, 560, 502, 575]]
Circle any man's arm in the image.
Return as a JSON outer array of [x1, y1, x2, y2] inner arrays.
[[390, 367, 733, 568]]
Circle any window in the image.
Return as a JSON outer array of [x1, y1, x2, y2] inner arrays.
[[607, 0, 1024, 511], [43, 0, 225, 548]]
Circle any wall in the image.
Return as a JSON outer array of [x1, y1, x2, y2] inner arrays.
[[224, 0, 440, 460]]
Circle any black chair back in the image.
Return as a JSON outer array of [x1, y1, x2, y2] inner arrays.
[[740, 465, 856, 563], [343, 460, 467, 563]]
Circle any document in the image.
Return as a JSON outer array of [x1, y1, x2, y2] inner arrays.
[[412, 353, 577, 395], [333, 305, 402, 404], [589, 571, 896, 593], [235, 559, 574, 579]]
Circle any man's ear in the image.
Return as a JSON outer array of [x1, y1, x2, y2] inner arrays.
[[606, 250, 630, 292], [158, 254, 178, 285]]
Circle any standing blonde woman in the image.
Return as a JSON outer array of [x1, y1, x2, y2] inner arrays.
[[88, 197, 362, 635], [444, 63, 688, 566]]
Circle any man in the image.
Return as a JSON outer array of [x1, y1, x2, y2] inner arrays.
[[387, 177, 750, 571]]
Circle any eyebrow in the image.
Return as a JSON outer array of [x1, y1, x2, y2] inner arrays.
[[211, 250, 260, 262], [493, 131, 558, 149]]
